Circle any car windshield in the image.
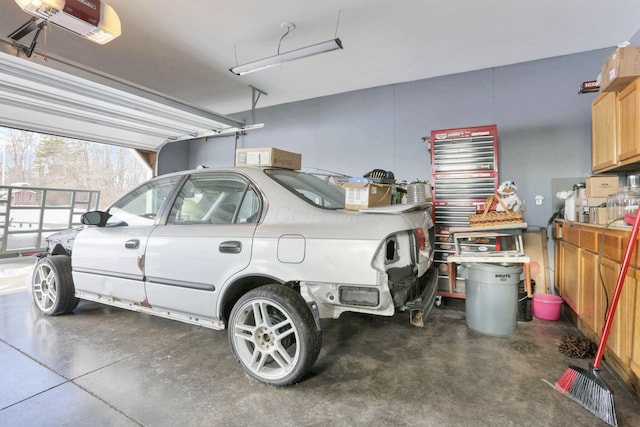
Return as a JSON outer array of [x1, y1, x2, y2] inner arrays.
[[266, 169, 345, 209]]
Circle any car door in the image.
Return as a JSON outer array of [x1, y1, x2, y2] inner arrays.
[[72, 175, 182, 304], [143, 172, 261, 320]]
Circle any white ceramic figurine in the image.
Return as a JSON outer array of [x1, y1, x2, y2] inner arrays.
[[497, 180, 523, 212]]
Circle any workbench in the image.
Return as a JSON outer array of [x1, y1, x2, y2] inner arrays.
[[444, 222, 532, 298]]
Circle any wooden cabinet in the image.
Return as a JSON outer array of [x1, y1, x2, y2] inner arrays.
[[617, 78, 640, 163], [631, 267, 640, 378], [592, 91, 618, 171], [555, 221, 639, 392], [580, 249, 597, 332], [559, 241, 581, 312], [592, 77, 640, 173], [596, 257, 629, 361], [559, 222, 582, 312]]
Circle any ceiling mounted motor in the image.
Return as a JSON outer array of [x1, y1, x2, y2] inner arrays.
[[14, 0, 121, 44]]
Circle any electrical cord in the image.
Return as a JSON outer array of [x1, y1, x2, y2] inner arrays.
[[277, 25, 293, 55], [546, 209, 563, 294], [546, 209, 562, 241], [597, 217, 626, 328]]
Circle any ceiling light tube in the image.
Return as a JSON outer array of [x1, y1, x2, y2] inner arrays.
[[230, 38, 343, 75]]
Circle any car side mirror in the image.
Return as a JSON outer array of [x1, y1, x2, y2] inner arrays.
[[81, 211, 111, 227]]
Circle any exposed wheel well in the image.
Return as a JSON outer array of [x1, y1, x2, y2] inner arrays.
[[220, 276, 300, 324], [50, 244, 71, 257]]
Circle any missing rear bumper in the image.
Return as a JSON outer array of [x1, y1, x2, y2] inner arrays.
[[406, 269, 438, 327]]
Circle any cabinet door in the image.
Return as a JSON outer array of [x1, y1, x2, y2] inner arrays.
[[592, 91, 618, 172], [560, 241, 581, 312], [596, 258, 634, 363], [630, 267, 640, 377], [554, 238, 562, 295], [617, 78, 640, 163], [580, 249, 598, 333]]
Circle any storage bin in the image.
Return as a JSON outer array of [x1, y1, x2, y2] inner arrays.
[[532, 293, 563, 321], [462, 263, 522, 336]]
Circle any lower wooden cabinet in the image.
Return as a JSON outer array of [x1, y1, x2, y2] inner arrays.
[[555, 221, 639, 393], [597, 257, 627, 361], [580, 249, 598, 332], [631, 267, 640, 378], [559, 241, 581, 312]]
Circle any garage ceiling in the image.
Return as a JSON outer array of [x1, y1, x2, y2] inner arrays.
[[0, 0, 639, 149]]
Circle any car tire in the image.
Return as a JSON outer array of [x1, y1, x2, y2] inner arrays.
[[228, 284, 322, 386], [32, 255, 79, 316]]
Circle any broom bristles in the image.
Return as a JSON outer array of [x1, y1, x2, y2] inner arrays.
[[555, 367, 578, 393], [555, 365, 618, 427]]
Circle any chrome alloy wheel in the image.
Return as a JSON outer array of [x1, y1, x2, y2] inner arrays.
[[31, 255, 78, 316], [33, 261, 58, 312], [231, 298, 300, 381]]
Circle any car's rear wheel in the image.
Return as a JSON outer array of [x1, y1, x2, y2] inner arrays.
[[228, 284, 321, 386], [32, 255, 79, 315]]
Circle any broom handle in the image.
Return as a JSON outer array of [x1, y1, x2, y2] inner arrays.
[[594, 210, 640, 368]]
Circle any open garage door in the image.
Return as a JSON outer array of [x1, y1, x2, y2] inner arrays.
[[0, 48, 245, 153]]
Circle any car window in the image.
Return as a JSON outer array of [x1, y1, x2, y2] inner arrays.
[[167, 173, 260, 225], [266, 169, 345, 209], [107, 175, 181, 226], [236, 188, 261, 223]]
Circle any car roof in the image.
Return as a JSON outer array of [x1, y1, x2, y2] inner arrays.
[[159, 166, 285, 179]]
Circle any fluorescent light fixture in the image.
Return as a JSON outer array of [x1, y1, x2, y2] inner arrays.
[[14, 0, 121, 44], [230, 38, 343, 76]]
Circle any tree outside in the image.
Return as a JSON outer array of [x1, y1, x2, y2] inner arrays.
[[1, 128, 151, 209]]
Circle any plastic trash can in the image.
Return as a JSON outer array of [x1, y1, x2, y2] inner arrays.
[[462, 263, 522, 336]]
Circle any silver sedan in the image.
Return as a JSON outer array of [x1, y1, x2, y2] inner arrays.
[[31, 167, 436, 386]]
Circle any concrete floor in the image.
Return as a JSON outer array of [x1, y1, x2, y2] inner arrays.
[[1, 258, 640, 426]]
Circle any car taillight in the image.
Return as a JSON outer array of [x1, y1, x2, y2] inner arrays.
[[414, 228, 426, 251]]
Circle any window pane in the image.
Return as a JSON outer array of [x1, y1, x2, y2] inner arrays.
[[236, 188, 261, 224], [107, 176, 181, 226], [266, 169, 345, 209], [168, 173, 256, 225]]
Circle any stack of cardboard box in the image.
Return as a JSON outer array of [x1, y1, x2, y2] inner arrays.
[[599, 46, 640, 92], [573, 176, 619, 224]]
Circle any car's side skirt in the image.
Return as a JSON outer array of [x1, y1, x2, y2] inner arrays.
[[75, 291, 226, 330]]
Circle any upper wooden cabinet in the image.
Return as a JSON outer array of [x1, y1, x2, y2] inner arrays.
[[617, 78, 640, 163], [592, 91, 618, 171], [592, 77, 640, 173]]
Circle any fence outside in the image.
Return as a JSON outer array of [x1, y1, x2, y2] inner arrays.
[[0, 185, 100, 257]]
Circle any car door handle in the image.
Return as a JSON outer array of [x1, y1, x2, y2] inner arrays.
[[219, 241, 241, 254], [125, 239, 140, 249]]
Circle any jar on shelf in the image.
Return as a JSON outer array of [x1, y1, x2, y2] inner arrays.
[[607, 187, 640, 225]]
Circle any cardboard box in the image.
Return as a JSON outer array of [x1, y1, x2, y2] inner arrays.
[[564, 198, 577, 221], [586, 197, 608, 207], [235, 148, 301, 169], [590, 207, 608, 225], [343, 183, 393, 210], [585, 176, 619, 198], [600, 46, 640, 92]]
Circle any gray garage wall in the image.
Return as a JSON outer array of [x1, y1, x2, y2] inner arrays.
[[159, 37, 640, 228]]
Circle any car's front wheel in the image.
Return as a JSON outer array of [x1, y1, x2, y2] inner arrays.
[[32, 255, 79, 315], [228, 284, 321, 386]]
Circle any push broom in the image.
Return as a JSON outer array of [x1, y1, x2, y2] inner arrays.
[[554, 209, 640, 427]]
